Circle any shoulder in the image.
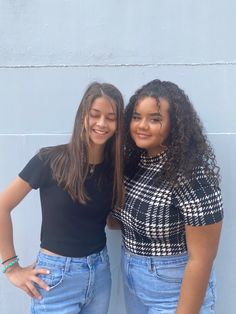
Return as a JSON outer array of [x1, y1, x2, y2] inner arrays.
[[25, 149, 52, 171], [176, 166, 219, 189], [38, 144, 65, 160], [173, 165, 222, 210], [24, 150, 48, 168], [173, 166, 223, 225], [18, 148, 54, 189]]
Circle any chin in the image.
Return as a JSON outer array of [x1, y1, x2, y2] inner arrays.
[[91, 137, 111, 146], [91, 140, 107, 146], [133, 141, 148, 150]]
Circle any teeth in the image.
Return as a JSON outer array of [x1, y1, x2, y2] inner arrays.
[[94, 130, 106, 134]]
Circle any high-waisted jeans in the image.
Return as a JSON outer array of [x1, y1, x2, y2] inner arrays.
[[31, 247, 111, 314], [121, 246, 216, 314]]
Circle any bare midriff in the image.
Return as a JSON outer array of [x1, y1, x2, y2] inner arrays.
[[40, 248, 64, 257]]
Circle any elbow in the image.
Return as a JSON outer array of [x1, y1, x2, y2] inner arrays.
[[188, 250, 218, 268], [0, 203, 13, 216]]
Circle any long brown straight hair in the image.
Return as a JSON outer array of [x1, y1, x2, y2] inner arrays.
[[40, 82, 124, 207]]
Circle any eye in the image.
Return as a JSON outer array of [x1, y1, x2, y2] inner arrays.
[[150, 117, 161, 123], [132, 115, 140, 121], [89, 111, 100, 118], [106, 115, 116, 122]]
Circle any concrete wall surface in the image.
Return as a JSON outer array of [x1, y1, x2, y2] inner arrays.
[[0, 1, 235, 313]]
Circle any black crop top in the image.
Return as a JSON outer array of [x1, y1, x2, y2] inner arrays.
[[19, 152, 113, 257]]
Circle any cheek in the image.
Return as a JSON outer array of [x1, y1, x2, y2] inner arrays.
[[130, 122, 135, 135], [160, 123, 171, 142], [110, 121, 117, 134], [130, 127, 137, 142], [86, 116, 98, 131]]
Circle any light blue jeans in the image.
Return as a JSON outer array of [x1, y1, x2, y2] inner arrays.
[[31, 247, 111, 314], [121, 247, 216, 314]]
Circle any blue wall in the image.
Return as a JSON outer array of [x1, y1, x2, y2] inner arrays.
[[0, 1, 235, 313]]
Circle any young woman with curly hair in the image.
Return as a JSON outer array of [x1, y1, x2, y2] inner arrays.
[[110, 79, 223, 314], [0, 82, 124, 314]]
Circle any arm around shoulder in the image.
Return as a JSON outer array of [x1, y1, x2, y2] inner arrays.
[[106, 213, 121, 230]]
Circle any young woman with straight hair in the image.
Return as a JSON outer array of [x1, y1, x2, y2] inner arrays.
[[0, 82, 124, 314], [110, 79, 223, 314]]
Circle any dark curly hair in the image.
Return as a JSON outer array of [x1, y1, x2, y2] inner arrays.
[[124, 79, 220, 186]]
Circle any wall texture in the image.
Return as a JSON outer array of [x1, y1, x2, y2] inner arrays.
[[0, 1, 235, 313]]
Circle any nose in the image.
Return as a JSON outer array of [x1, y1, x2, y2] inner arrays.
[[96, 115, 107, 128], [137, 118, 148, 130]]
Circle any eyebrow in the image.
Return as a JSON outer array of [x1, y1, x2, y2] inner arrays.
[[90, 108, 116, 116], [133, 111, 162, 117]]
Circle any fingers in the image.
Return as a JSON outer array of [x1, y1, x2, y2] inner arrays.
[[33, 268, 50, 276], [7, 264, 51, 299], [22, 285, 35, 298], [33, 276, 50, 292], [25, 281, 42, 300], [31, 267, 50, 292]]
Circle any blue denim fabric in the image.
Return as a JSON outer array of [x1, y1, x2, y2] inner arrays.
[[121, 247, 216, 314], [31, 247, 111, 314]]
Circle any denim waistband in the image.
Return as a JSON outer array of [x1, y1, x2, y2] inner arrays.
[[122, 245, 188, 266], [37, 246, 108, 271]]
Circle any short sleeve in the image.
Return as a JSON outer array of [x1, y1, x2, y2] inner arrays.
[[173, 167, 223, 226], [18, 153, 50, 189]]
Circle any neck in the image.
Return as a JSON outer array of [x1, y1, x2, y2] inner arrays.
[[147, 146, 166, 157], [88, 144, 105, 164]]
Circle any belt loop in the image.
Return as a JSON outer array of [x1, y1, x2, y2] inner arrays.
[[151, 258, 154, 272], [100, 248, 104, 263], [87, 254, 91, 267], [124, 247, 130, 259], [148, 257, 154, 273], [65, 257, 71, 272]]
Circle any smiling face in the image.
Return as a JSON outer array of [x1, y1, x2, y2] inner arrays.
[[86, 96, 117, 148], [130, 96, 170, 156]]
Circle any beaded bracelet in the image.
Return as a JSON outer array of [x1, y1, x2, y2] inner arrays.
[[2, 258, 19, 273], [1, 255, 18, 265]]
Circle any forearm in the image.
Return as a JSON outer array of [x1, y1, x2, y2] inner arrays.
[[0, 178, 32, 262], [176, 259, 213, 314], [0, 210, 17, 262]]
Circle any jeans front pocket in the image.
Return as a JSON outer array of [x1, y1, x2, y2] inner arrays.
[[155, 260, 187, 284], [201, 270, 216, 312], [36, 258, 65, 291]]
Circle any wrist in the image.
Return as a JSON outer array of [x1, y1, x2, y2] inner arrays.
[[5, 262, 21, 276], [1, 255, 18, 265], [3, 258, 20, 274]]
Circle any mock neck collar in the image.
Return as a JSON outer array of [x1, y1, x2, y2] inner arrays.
[[140, 149, 167, 167]]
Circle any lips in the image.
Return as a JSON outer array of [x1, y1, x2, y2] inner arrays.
[[135, 132, 151, 139], [92, 129, 108, 136]]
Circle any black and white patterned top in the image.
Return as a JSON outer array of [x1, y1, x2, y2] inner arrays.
[[113, 151, 223, 256]]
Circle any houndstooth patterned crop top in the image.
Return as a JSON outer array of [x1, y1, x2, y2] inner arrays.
[[113, 151, 223, 256]]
